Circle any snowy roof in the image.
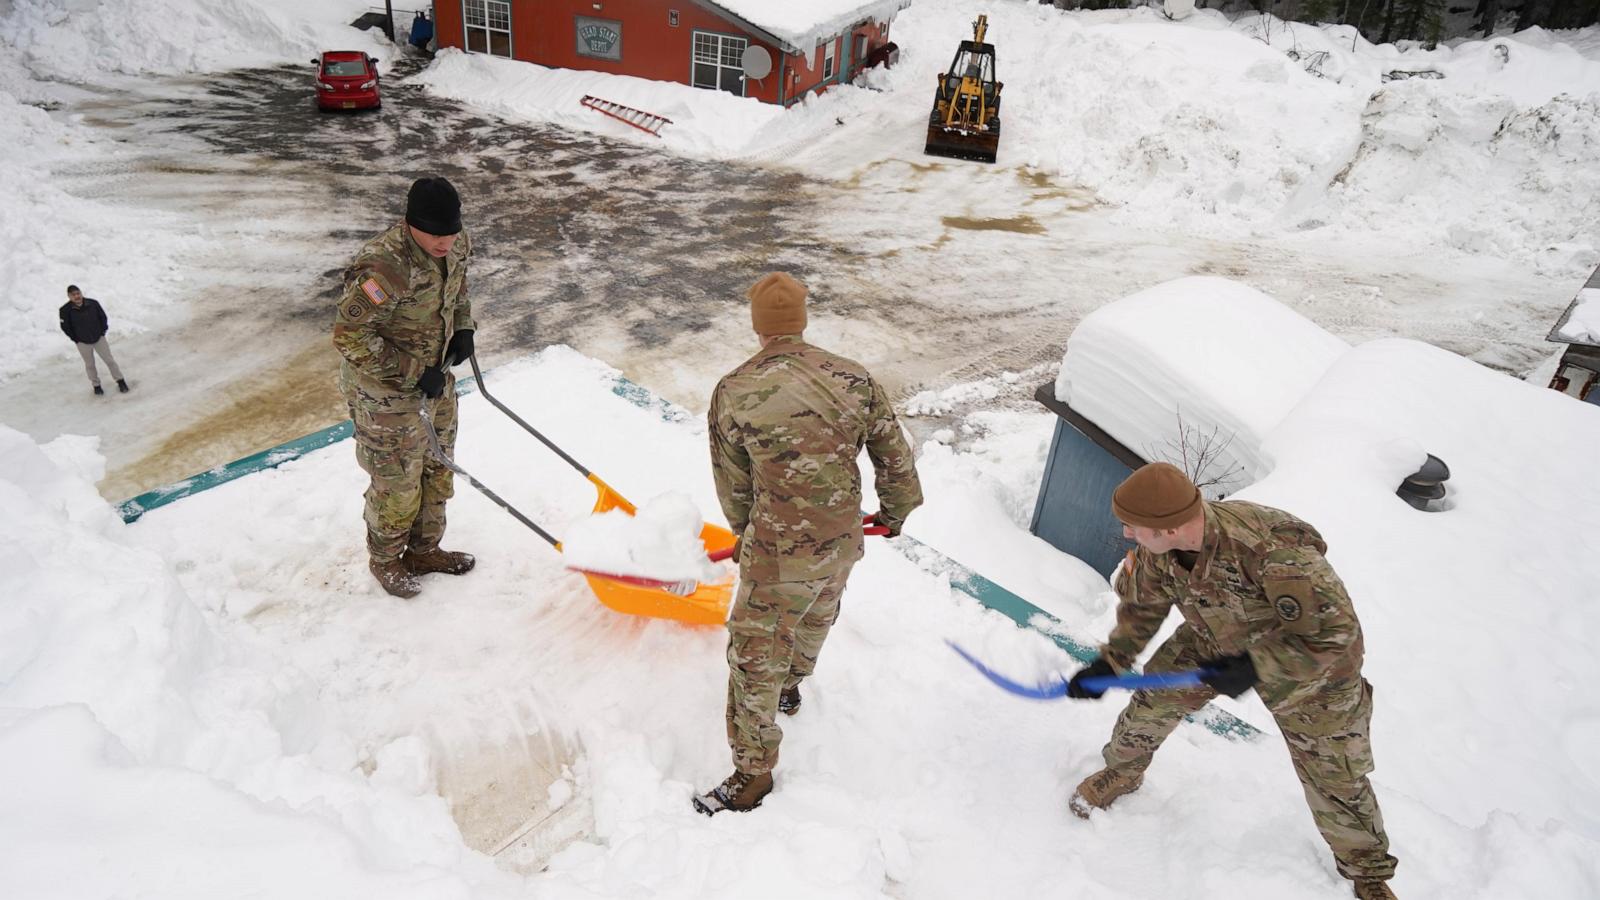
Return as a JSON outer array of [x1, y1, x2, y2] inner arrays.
[[1546, 263, 1600, 348], [1054, 277, 1350, 494], [692, 0, 912, 53]]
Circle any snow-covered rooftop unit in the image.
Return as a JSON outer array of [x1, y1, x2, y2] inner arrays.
[[1543, 263, 1600, 407], [1030, 277, 1349, 576]]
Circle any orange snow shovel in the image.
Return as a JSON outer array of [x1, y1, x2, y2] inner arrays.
[[417, 353, 737, 626]]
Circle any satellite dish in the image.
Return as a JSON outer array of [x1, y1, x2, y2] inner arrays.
[[742, 45, 773, 79]]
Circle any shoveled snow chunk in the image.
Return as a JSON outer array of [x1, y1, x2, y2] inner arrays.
[[561, 492, 723, 583]]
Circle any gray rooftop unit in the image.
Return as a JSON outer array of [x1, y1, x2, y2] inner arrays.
[[1028, 382, 1146, 579]]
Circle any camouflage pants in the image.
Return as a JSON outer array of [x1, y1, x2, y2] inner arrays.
[[1100, 627, 1397, 881], [346, 385, 457, 564], [724, 566, 852, 776]]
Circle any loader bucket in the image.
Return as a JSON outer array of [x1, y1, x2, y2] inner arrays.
[[580, 473, 738, 626], [924, 117, 1000, 163]]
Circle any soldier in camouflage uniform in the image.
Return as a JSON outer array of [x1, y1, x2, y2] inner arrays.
[[1065, 462, 1399, 900], [332, 177, 478, 599], [693, 272, 923, 816]]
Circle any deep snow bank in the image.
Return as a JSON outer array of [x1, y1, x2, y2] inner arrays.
[[0, 424, 520, 898], [0, 0, 385, 81], [1242, 337, 1600, 838], [411, 0, 1600, 274]]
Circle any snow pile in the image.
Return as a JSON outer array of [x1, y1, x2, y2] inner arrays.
[[413, 49, 786, 158], [1557, 286, 1600, 343], [712, 0, 910, 52], [0, 90, 205, 380], [1055, 276, 1350, 492], [0, 423, 519, 898], [0, 0, 385, 82], [402, 0, 1600, 273], [561, 492, 726, 583]]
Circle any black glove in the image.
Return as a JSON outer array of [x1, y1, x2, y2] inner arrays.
[[1198, 653, 1258, 698], [1066, 657, 1117, 700], [416, 366, 446, 399], [446, 329, 474, 366]]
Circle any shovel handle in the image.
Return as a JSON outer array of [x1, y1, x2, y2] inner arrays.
[[704, 515, 891, 563]]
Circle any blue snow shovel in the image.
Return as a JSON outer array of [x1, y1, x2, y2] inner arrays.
[[946, 641, 1214, 699]]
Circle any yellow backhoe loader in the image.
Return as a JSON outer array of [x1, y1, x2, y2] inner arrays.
[[924, 14, 1003, 163]]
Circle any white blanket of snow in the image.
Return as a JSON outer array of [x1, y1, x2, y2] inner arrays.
[[560, 492, 726, 583], [1557, 287, 1600, 344], [1055, 276, 1350, 491], [1242, 338, 1600, 844], [709, 0, 910, 51], [6, 342, 1600, 897]]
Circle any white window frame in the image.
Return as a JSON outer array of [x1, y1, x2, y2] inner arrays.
[[822, 38, 837, 80], [691, 30, 747, 97], [462, 0, 513, 58]]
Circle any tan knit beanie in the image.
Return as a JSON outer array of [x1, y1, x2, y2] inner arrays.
[[1112, 462, 1203, 529], [748, 272, 807, 335]]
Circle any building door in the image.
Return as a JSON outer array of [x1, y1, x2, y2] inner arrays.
[[463, 0, 512, 57], [691, 31, 747, 96]]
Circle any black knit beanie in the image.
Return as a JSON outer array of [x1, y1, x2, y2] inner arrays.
[[405, 177, 462, 236]]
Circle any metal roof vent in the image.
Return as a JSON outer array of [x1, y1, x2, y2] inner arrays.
[[1397, 454, 1450, 512]]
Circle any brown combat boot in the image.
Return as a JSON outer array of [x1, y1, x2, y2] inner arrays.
[[402, 546, 476, 576], [370, 558, 421, 599], [692, 770, 774, 816], [1352, 879, 1397, 900], [778, 685, 801, 716], [1069, 767, 1144, 818]]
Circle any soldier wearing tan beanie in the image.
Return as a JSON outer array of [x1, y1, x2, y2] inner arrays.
[[1111, 462, 1203, 531], [748, 271, 808, 338], [1064, 462, 1398, 899], [695, 271, 923, 816]]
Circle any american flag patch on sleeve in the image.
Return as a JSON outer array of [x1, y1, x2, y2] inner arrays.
[[361, 278, 389, 306]]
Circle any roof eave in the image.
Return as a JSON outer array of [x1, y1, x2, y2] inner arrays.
[[685, 0, 802, 54]]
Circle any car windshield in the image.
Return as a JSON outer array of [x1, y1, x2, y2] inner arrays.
[[323, 60, 368, 77]]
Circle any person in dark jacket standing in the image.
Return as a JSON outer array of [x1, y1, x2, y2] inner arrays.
[[58, 285, 129, 396]]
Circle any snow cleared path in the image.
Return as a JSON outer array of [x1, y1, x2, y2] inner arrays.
[[4, 53, 1574, 503]]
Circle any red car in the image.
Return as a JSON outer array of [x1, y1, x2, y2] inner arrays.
[[313, 51, 381, 111]]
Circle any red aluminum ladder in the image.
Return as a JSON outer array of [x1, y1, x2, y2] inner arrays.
[[579, 95, 673, 137]]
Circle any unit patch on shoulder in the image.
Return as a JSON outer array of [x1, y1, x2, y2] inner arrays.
[[361, 277, 390, 306], [1274, 595, 1303, 622], [344, 302, 368, 322]]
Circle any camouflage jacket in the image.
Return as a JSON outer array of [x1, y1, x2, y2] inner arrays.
[[709, 336, 923, 583], [333, 223, 474, 403], [1103, 500, 1365, 708]]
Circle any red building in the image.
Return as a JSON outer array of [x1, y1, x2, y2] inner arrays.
[[432, 0, 909, 105]]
